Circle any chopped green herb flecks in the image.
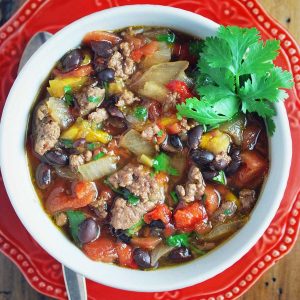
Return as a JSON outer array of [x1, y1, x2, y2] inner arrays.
[[157, 130, 164, 137], [126, 219, 145, 236], [153, 153, 179, 176], [170, 191, 179, 204], [134, 106, 148, 121], [92, 152, 105, 161], [212, 170, 226, 185], [63, 85, 74, 107], [60, 139, 73, 148], [87, 142, 100, 151], [156, 32, 176, 43], [88, 96, 100, 103], [224, 209, 232, 216], [166, 233, 190, 247], [65, 210, 86, 244]]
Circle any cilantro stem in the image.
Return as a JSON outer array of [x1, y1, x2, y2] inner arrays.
[[236, 74, 240, 92]]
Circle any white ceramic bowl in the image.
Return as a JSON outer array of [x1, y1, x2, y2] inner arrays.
[[0, 5, 292, 292]]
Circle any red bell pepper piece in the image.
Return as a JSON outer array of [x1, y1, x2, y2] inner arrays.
[[144, 204, 172, 225], [165, 80, 193, 102]]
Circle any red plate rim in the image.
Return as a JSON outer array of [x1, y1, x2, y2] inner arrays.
[[0, 0, 300, 299]]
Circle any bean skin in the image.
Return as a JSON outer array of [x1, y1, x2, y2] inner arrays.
[[43, 149, 69, 166], [168, 247, 193, 263], [187, 125, 203, 149], [61, 49, 83, 72], [133, 248, 152, 269], [190, 149, 215, 167], [35, 163, 52, 189], [78, 218, 100, 244]]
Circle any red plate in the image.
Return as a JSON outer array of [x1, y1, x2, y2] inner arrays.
[[0, 0, 300, 299]]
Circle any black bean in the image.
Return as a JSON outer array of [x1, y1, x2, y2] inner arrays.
[[43, 149, 69, 166], [225, 148, 242, 175], [78, 218, 100, 244], [187, 125, 203, 149], [202, 170, 219, 181], [190, 149, 215, 167], [61, 49, 83, 72], [114, 229, 131, 244], [212, 156, 230, 171], [97, 68, 115, 82], [225, 159, 241, 175], [91, 41, 113, 58], [169, 135, 183, 150], [107, 105, 124, 118], [149, 220, 165, 229], [133, 248, 152, 269], [35, 163, 52, 189], [168, 247, 193, 263]]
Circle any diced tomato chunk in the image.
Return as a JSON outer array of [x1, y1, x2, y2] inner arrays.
[[131, 41, 159, 62], [83, 31, 121, 44], [203, 185, 220, 216], [83, 237, 118, 262], [165, 80, 193, 102], [174, 201, 208, 232], [116, 242, 137, 268], [144, 204, 172, 225], [232, 150, 268, 189], [46, 181, 97, 214], [53, 64, 93, 78]]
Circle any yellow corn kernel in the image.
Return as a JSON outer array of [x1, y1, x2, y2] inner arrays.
[[85, 130, 112, 144], [60, 125, 80, 140], [225, 192, 241, 208], [139, 154, 154, 167], [47, 76, 87, 98], [200, 129, 231, 155]]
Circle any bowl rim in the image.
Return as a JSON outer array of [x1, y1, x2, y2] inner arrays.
[[0, 4, 292, 292]]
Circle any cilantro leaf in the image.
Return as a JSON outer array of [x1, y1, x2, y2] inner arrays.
[[176, 97, 239, 126], [217, 26, 259, 74], [265, 116, 276, 136], [239, 67, 293, 104], [176, 25, 294, 135], [239, 40, 280, 75]]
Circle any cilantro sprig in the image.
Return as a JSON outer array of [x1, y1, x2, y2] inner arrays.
[[177, 26, 294, 135]]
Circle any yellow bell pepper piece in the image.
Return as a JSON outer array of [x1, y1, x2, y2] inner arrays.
[[200, 129, 231, 155], [61, 118, 112, 144], [47, 76, 88, 98], [225, 191, 241, 208], [108, 78, 124, 95], [138, 154, 154, 168], [60, 125, 80, 140], [85, 130, 112, 144], [157, 115, 178, 128]]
